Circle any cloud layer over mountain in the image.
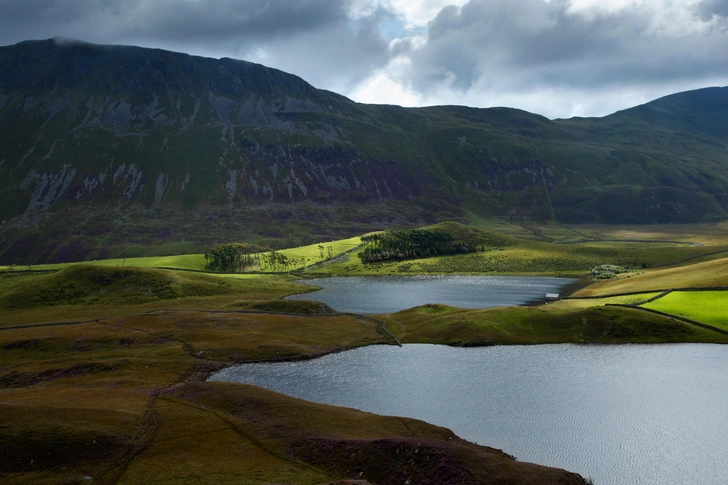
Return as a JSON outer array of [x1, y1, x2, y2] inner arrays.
[[2, 0, 727, 118]]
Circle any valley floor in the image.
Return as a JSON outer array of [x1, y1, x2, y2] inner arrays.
[[2, 222, 728, 484]]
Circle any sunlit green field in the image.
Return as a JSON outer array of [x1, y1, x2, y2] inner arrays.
[[1, 253, 208, 271], [552, 292, 662, 310], [274, 236, 362, 268], [0, 237, 363, 274], [642, 291, 728, 330]]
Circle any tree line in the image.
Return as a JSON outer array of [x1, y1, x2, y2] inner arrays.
[[205, 243, 308, 272], [358, 229, 485, 263]]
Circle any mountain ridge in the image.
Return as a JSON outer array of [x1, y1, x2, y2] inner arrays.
[[1, 38, 727, 264]]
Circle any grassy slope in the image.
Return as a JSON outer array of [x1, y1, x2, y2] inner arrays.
[[383, 304, 728, 346], [0, 266, 314, 327], [0, 237, 362, 273], [0, 265, 310, 311], [312, 236, 728, 276], [0, 237, 363, 274], [564, 222, 728, 246], [574, 257, 728, 296]]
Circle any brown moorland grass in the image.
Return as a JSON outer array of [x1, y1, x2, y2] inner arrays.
[[0, 322, 194, 485], [107, 310, 389, 362], [4, 248, 727, 484], [566, 222, 728, 246], [0, 309, 388, 485], [0, 307, 592, 484], [133, 382, 589, 485], [573, 257, 728, 297], [468, 221, 728, 246]]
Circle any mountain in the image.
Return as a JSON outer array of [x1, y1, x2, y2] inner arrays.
[[1, 38, 727, 264]]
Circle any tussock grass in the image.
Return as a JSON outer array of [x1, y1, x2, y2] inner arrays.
[[238, 299, 337, 314], [111, 310, 387, 362], [126, 382, 588, 485], [0, 308, 405, 484]]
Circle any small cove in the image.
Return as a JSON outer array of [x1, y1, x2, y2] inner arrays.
[[286, 275, 579, 313], [210, 343, 728, 485]]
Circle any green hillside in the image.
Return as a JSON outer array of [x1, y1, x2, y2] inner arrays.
[[1, 39, 727, 264]]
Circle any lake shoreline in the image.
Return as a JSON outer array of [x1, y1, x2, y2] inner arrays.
[[210, 343, 728, 485]]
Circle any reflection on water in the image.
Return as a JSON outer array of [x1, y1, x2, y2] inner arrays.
[[286, 275, 578, 313], [211, 344, 728, 485]]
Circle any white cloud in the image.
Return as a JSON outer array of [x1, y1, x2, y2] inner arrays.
[[387, 0, 471, 27], [347, 0, 728, 117], [351, 72, 421, 105]]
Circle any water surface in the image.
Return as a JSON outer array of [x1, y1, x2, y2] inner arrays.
[[211, 344, 728, 485], [286, 275, 577, 313]]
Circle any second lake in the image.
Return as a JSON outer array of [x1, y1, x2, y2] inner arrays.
[[286, 275, 579, 313]]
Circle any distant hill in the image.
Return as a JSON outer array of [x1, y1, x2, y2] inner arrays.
[[1, 38, 727, 263]]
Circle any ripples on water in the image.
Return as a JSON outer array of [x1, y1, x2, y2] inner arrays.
[[210, 344, 728, 485], [286, 275, 578, 313]]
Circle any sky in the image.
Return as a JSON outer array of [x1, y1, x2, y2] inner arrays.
[[1, 0, 727, 119]]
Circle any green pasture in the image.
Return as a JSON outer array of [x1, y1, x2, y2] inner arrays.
[[553, 293, 663, 310], [2, 223, 726, 281], [642, 291, 728, 330], [0, 236, 362, 274], [1, 253, 208, 272], [273, 236, 362, 269], [312, 236, 728, 276]]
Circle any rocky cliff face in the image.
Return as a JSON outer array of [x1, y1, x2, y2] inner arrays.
[[0, 39, 424, 217], [1, 39, 727, 263]]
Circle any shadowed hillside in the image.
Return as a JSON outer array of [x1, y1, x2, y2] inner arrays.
[[1, 39, 727, 263]]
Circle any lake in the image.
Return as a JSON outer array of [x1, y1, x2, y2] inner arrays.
[[286, 275, 579, 313], [210, 343, 728, 485]]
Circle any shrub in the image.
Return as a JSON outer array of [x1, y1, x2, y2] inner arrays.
[[590, 264, 629, 279]]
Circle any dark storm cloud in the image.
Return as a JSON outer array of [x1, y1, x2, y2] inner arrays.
[[0, 0, 345, 44], [0, 0, 392, 91], [402, 0, 728, 96], [1, 0, 727, 117]]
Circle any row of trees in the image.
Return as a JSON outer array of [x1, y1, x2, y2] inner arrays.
[[205, 243, 267, 272], [205, 243, 311, 272], [359, 229, 485, 263], [260, 251, 307, 272]]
